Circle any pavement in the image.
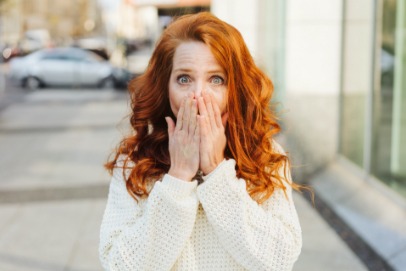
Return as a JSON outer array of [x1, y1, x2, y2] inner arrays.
[[0, 86, 371, 271], [310, 160, 406, 271]]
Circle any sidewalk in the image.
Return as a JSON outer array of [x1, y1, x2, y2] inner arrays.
[[0, 89, 368, 271]]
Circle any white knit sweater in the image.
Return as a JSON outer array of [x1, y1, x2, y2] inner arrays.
[[99, 144, 302, 271]]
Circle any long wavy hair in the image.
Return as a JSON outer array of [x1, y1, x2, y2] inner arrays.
[[105, 12, 299, 203]]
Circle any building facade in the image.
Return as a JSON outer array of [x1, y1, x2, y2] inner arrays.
[[212, 0, 405, 269], [212, 0, 406, 203], [0, 0, 104, 50]]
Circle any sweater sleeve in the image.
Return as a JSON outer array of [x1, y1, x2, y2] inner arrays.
[[99, 165, 199, 271], [196, 146, 302, 271]]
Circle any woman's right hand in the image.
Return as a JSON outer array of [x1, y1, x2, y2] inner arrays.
[[166, 95, 200, 181]]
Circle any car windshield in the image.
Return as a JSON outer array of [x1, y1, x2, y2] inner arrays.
[[40, 51, 67, 60], [84, 51, 105, 62]]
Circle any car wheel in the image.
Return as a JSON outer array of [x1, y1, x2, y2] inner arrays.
[[99, 77, 115, 89], [25, 76, 41, 90]]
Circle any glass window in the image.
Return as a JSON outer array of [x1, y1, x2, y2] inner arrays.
[[372, 0, 406, 196], [339, 1, 373, 167], [258, 0, 286, 103], [41, 53, 64, 60], [84, 51, 105, 63]]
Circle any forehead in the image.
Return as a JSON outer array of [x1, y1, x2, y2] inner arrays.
[[172, 41, 223, 70]]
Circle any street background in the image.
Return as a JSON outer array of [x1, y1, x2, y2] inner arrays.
[[0, 64, 368, 270], [1, 0, 405, 270]]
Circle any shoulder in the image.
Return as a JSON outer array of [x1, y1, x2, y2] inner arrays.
[[107, 155, 148, 207], [271, 139, 287, 156], [112, 154, 134, 181], [270, 139, 293, 186], [114, 154, 135, 168], [111, 154, 156, 196]]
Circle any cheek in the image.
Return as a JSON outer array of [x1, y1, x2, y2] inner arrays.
[[168, 84, 184, 116], [213, 91, 228, 114]]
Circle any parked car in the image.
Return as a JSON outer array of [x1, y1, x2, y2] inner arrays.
[[8, 47, 135, 90]]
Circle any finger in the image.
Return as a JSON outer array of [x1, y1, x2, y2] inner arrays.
[[175, 98, 186, 132], [198, 96, 207, 116], [189, 99, 197, 135], [198, 115, 209, 137], [212, 99, 223, 128], [198, 96, 211, 132], [204, 92, 216, 127], [194, 114, 200, 143], [165, 117, 175, 137], [183, 96, 192, 132]]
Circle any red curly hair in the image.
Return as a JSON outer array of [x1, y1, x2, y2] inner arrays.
[[105, 12, 297, 203]]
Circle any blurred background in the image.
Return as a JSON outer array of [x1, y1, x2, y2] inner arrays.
[[0, 0, 405, 270]]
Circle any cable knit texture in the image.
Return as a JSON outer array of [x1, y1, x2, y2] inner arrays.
[[99, 142, 302, 270]]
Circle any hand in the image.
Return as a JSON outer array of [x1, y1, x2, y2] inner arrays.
[[166, 95, 200, 181], [198, 93, 228, 175]]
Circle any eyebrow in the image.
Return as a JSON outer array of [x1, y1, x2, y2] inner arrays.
[[172, 68, 225, 74]]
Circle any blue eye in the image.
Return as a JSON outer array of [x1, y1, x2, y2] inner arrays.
[[211, 76, 224, 85], [177, 75, 190, 84]]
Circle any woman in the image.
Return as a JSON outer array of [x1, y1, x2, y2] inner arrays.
[[99, 12, 302, 271]]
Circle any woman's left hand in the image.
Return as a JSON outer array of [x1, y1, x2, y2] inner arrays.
[[198, 93, 228, 175]]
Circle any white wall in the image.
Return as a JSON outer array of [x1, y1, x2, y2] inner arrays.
[[212, 0, 344, 96], [211, 0, 259, 59], [285, 0, 343, 96], [342, 0, 374, 95]]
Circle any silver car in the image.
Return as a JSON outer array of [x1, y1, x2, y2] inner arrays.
[[9, 47, 122, 89]]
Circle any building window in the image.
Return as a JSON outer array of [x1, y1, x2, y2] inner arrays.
[[339, 1, 373, 168], [372, 0, 406, 197]]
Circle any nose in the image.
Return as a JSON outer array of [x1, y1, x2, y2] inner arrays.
[[194, 80, 205, 98]]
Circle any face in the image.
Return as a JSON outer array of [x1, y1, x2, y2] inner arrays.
[[168, 41, 228, 117]]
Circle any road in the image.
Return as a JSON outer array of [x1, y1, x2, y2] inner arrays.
[[0, 63, 31, 112], [0, 86, 129, 270]]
